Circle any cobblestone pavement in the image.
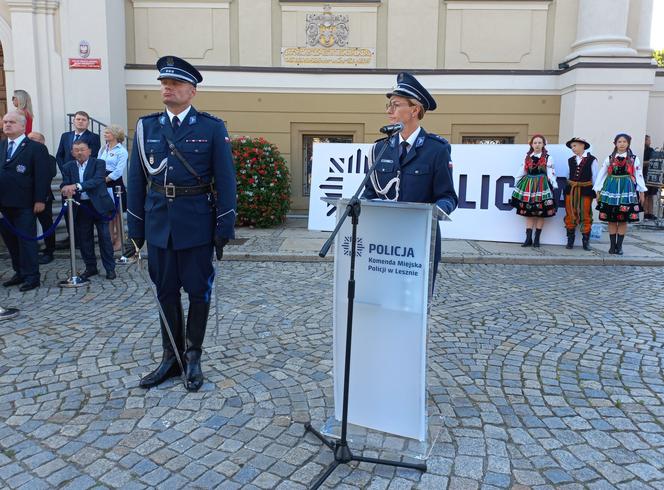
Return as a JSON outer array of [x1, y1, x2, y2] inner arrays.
[[1, 259, 663, 489]]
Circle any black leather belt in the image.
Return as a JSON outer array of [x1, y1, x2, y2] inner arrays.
[[149, 182, 213, 198]]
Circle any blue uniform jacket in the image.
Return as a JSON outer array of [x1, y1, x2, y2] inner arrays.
[[363, 128, 458, 215], [127, 107, 237, 250], [61, 158, 116, 215]]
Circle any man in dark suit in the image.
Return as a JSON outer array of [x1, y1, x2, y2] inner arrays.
[[27, 132, 58, 264], [128, 55, 236, 391], [55, 111, 101, 172], [55, 111, 101, 249], [61, 140, 116, 280], [0, 111, 51, 291]]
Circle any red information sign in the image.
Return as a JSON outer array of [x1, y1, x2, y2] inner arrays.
[[68, 58, 102, 70]]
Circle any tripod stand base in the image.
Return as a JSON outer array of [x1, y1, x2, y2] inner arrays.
[[59, 276, 90, 288], [304, 422, 427, 489]]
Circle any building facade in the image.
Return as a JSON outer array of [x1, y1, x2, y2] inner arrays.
[[0, 0, 660, 211]]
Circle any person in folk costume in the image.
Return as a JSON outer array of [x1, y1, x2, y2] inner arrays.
[[563, 137, 598, 250], [593, 133, 646, 255], [510, 134, 558, 247]]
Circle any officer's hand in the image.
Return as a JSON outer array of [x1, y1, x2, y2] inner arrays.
[[33, 202, 45, 214], [215, 237, 229, 260]]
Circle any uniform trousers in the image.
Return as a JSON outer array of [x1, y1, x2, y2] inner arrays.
[[0, 206, 39, 283], [147, 241, 215, 305]]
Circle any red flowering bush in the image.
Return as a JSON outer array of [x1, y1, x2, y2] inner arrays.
[[231, 136, 291, 227]]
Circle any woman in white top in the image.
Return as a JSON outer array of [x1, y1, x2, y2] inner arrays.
[[98, 124, 129, 251], [593, 133, 646, 255], [510, 134, 558, 247]]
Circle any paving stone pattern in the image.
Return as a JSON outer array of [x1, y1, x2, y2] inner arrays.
[[0, 259, 663, 489]]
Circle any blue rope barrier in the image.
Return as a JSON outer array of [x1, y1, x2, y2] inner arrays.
[[0, 203, 68, 241]]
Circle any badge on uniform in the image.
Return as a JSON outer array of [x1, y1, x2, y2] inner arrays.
[[149, 154, 155, 165], [16, 164, 26, 173], [189, 115, 197, 125]]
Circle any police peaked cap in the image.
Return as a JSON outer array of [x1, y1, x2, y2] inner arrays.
[[386, 72, 437, 112], [565, 137, 590, 150], [156, 55, 203, 86]]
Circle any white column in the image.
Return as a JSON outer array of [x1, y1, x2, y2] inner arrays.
[[58, 0, 127, 138], [7, 0, 65, 150], [565, 0, 636, 59], [633, 0, 653, 56], [558, 66, 655, 159]]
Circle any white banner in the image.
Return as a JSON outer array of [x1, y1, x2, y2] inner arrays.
[[309, 143, 576, 245], [333, 200, 435, 441]]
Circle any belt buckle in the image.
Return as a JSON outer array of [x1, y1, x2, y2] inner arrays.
[[165, 184, 176, 198]]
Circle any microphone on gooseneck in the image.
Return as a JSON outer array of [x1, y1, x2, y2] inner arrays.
[[379, 122, 404, 135]]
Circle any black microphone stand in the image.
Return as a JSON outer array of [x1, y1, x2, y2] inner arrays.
[[304, 126, 427, 489]]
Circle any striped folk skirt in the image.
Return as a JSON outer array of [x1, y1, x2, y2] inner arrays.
[[510, 174, 557, 218]]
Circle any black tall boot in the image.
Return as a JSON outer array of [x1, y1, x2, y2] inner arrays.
[[565, 229, 575, 249], [609, 234, 617, 254], [615, 234, 625, 255], [533, 228, 542, 248], [521, 228, 533, 247], [184, 302, 210, 392], [581, 233, 591, 251], [140, 302, 184, 389]]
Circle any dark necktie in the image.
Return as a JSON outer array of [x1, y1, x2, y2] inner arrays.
[[74, 133, 80, 142], [172, 116, 181, 132], [399, 141, 410, 165], [6, 140, 14, 160]]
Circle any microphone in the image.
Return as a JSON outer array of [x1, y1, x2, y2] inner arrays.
[[379, 122, 404, 135]]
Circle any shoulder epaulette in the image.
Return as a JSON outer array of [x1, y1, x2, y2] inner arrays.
[[199, 111, 223, 122], [427, 133, 449, 145], [140, 112, 161, 120]]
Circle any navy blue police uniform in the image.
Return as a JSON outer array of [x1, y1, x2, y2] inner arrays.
[[363, 72, 457, 284], [127, 56, 237, 391]]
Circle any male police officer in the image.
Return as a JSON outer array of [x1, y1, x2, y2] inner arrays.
[[363, 72, 457, 283], [127, 56, 236, 392]]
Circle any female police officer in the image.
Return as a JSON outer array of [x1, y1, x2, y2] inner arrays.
[[363, 72, 457, 284]]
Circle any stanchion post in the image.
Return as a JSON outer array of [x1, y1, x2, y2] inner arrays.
[[115, 185, 134, 265], [59, 197, 89, 288]]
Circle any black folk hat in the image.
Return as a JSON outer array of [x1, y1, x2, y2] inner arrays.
[[565, 136, 590, 150], [386, 72, 437, 112], [156, 55, 203, 86]]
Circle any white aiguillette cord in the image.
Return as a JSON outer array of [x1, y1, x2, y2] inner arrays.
[[369, 143, 400, 201]]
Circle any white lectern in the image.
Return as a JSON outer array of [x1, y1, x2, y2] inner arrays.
[[331, 199, 444, 442]]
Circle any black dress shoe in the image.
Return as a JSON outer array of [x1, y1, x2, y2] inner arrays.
[[38, 254, 54, 265], [19, 282, 39, 292], [79, 269, 99, 280], [106, 270, 117, 280], [184, 350, 204, 392], [3, 274, 23, 287], [139, 350, 182, 389]]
